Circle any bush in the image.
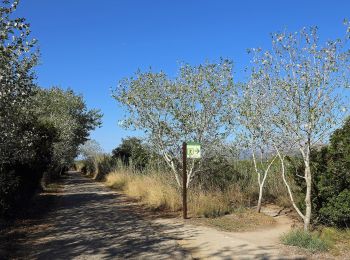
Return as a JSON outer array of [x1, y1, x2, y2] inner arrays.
[[0, 170, 20, 217], [112, 137, 150, 171], [94, 155, 116, 181], [281, 229, 330, 252], [319, 190, 350, 227], [288, 117, 350, 227]]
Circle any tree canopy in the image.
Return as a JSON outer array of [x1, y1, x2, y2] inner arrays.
[[113, 59, 236, 186]]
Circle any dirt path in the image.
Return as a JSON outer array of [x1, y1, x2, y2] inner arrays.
[[156, 207, 303, 259], [14, 172, 190, 259], [12, 172, 303, 259]]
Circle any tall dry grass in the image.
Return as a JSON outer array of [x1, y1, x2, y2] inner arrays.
[[105, 168, 253, 217], [106, 169, 182, 211]]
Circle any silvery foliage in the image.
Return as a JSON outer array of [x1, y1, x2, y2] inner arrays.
[[31, 88, 103, 167], [0, 0, 39, 165], [78, 139, 103, 160], [250, 25, 350, 152], [113, 59, 236, 186], [248, 24, 350, 229]]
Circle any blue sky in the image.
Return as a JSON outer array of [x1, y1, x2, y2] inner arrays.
[[16, 0, 350, 152]]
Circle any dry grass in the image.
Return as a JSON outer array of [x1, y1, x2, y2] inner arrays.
[[190, 208, 276, 232], [105, 169, 131, 190], [105, 170, 182, 211], [319, 227, 350, 256], [189, 183, 254, 218], [104, 165, 296, 220], [105, 170, 251, 217], [189, 190, 232, 218]]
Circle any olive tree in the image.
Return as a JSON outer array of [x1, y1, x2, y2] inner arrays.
[[251, 26, 350, 230], [113, 59, 236, 187]]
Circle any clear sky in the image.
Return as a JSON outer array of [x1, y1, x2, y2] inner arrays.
[[16, 0, 350, 152]]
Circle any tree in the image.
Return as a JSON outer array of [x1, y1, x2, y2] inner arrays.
[[237, 79, 277, 213], [0, 1, 102, 217], [112, 137, 150, 170], [113, 59, 236, 187], [79, 139, 103, 160], [31, 87, 102, 171], [0, 0, 39, 166], [250, 26, 350, 230]]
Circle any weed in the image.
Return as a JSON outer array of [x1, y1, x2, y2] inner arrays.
[[281, 229, 330, 252]]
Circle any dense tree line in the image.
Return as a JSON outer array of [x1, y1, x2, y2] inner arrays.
[[0, 1, 101, 217]]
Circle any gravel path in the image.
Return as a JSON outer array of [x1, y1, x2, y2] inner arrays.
[[12, 172, 304, 260], [17, 171, 190, 259]]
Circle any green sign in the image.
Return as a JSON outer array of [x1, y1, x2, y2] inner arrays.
[[187, 142, 201, 159]]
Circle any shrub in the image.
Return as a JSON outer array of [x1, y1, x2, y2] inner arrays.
[[288, 117, 350, 228], [319, 190, 350, 227], [0, 170, 20, 216], [281, 229, 330, 252], [94, 155, 116, 181]]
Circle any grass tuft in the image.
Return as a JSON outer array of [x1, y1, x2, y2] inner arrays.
[[281, 229, 330, 252]]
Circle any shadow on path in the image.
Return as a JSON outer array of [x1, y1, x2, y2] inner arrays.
[[18, 172, 192, 259]]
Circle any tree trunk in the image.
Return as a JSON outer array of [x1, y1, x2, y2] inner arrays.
[[304, 159, 312, 231], [276, 147, 305, 221], [257, 185, 263, 213]]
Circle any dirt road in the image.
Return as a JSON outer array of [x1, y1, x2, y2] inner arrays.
[[12, 172, 302, 259], [14, 172, 190, 259]]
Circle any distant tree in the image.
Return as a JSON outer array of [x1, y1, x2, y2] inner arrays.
[[112, 137, 149, 170], [113, 59, 236, 187], [250, 26, 350, 230], [79, 139, 103, 160]]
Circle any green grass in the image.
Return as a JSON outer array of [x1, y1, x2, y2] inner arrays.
[[281, 229, 330, 253], [319, 227, 350, 256]]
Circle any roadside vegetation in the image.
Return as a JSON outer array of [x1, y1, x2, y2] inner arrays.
[[282, 228, 350, 255], [0, 1, 101, 219], [77, 137, 292, 217], [1, 0, 349, 257], [77, 22, 350, 255]]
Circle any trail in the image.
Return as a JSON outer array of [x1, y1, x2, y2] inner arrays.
[[156, 206, 302, 259], [14, 172, 189, 259], [13, 172, 303, 259]]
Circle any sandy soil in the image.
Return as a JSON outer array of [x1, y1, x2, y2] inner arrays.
[[4, 171, 307, 259], [156, 205, 305, 259], [7, 172, 190, 259]]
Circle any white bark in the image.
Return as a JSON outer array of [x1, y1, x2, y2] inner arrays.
[[163, 152, 181, 187], [275, 147, 305, 221], [300, 147, 312, 231], [253, 152, 277, 213]]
